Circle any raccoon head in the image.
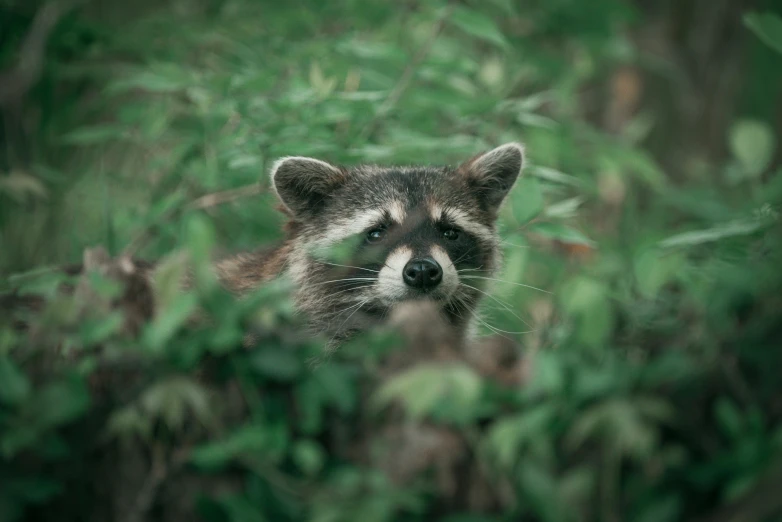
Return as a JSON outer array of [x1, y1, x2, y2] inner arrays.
[[271, 143, 524, 344]]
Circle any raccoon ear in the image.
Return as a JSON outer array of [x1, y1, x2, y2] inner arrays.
[[270, 156, 346, 217], [457, 142, 524, 211]]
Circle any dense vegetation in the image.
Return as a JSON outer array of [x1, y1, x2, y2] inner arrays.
[[1, 1, 782, 521]]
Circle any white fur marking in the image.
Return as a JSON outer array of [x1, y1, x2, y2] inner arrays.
[[377, 246, 413, 304], [430, 245, 458, 298], [313, 208, 386, 248], [269, 156, 341, 183], [471, 142, 525, 176], [387, 200, 406, 224], [443, 208, 494, 243], [429, 203, 443, 222]]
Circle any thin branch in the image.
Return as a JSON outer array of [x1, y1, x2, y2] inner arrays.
[[188, 182, 263, 210], [0, 1, 78, 104], [358, 7, 453, 141]]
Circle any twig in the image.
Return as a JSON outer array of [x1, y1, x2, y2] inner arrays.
[[0, 1, 78, 104], [121, 182, 263, 257], [188, 182, 263, 210], [358, 7, 454, 141], [123, 443, 169, 522]]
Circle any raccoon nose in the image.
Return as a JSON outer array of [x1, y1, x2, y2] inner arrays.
[[403, 257, 443, 290]]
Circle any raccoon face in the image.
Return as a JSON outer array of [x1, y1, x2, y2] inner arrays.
[[271, 143, 524, 341]]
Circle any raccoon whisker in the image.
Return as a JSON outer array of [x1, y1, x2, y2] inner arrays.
[[328, 296, 373, 343], [457, 299, 533, 337], [460, 275, 552, 294], [456, 267, 487, 273], [307, 277, 377, 288], [449, 248, 480, 267], [318, 261, 381, 273], [327, 285, 376, 298], [458, 282, 534, 329], [450, 294, 522, 341]]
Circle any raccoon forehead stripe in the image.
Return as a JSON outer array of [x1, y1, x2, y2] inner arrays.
[[443, 208, 494, 242], [387, 200, 407, 224], [429, 203, 443, 222]]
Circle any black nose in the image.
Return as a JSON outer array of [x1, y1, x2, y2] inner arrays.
[[403, 257, 443, 290]]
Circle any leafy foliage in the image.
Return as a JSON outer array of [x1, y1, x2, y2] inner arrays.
[[1, 1, 782, 521]]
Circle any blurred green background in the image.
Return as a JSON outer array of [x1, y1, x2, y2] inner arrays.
[[1, 0, 782, 521]]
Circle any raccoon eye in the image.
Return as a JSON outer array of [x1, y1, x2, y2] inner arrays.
[[366, 227, 386, 243], [443, 228, 460, 241]]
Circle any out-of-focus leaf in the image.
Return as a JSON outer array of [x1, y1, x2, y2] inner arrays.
[[105, 406, 152, 442], [62, 125, 126, 145], [0, 172, 48, 201], [744, 12, 782, 54], [311, 364, 356, 414], [529, 222, 595, 247], [544, 196, 585, 219], [34, 378, 91, 429], [108, 64, 193, 93], [527, 166, 584, 187], [0, 356, 30, 405], [510, 177, 544, 224], [79, 312, 125, 345], [140, 376, 213, 432], [714, 397, 745, 441], [560, 277, 613, 347], [373, 363, 482, 421], [487, 405, 556, 468], [144, 292, 198, 350], [450, 7, 509, 49], [527, 351, 565, 395], [635, 494, 682, 522], [658, 216, 772, 249], [250, 347, 302, 381], [190, 422, 287, 469], [566, 397, 671, 461], [634, 249, 685, 298], [729, 119, 775, 176], [292, 439, 325, 476]]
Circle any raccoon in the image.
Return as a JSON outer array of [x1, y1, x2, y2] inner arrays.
[[215, 142, 525, 346]]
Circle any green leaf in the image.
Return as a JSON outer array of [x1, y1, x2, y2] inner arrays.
[[450, 7, 509, 50], [250, 347, 302, 381], [633, 249, 685, 298], [0, 172, 48, 201], [144, 292, 198, 351], [190, 422, 287, 470], [140, 376, 213, 432], [34, 378, 91, 429], [744, 12, 782, 54], [292, 439, 325, 476], [714, 397, 744, 441], [311, 364, 356, 414], [190, 424, 269, 470], [373, 363, 482, 421], [487, 406, 556, 468], [544, 196, 585, 219], [528, 222, 595, 247], [528, 165, 584, 187], [79, 312, 125, 345], [729, 119, 775, 176], [658, 217, 771, 249], [510, 177, 544, 224], [62, 125, 126, 145], [0, 356, 30, 405], [108, 63, 192, 94]]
